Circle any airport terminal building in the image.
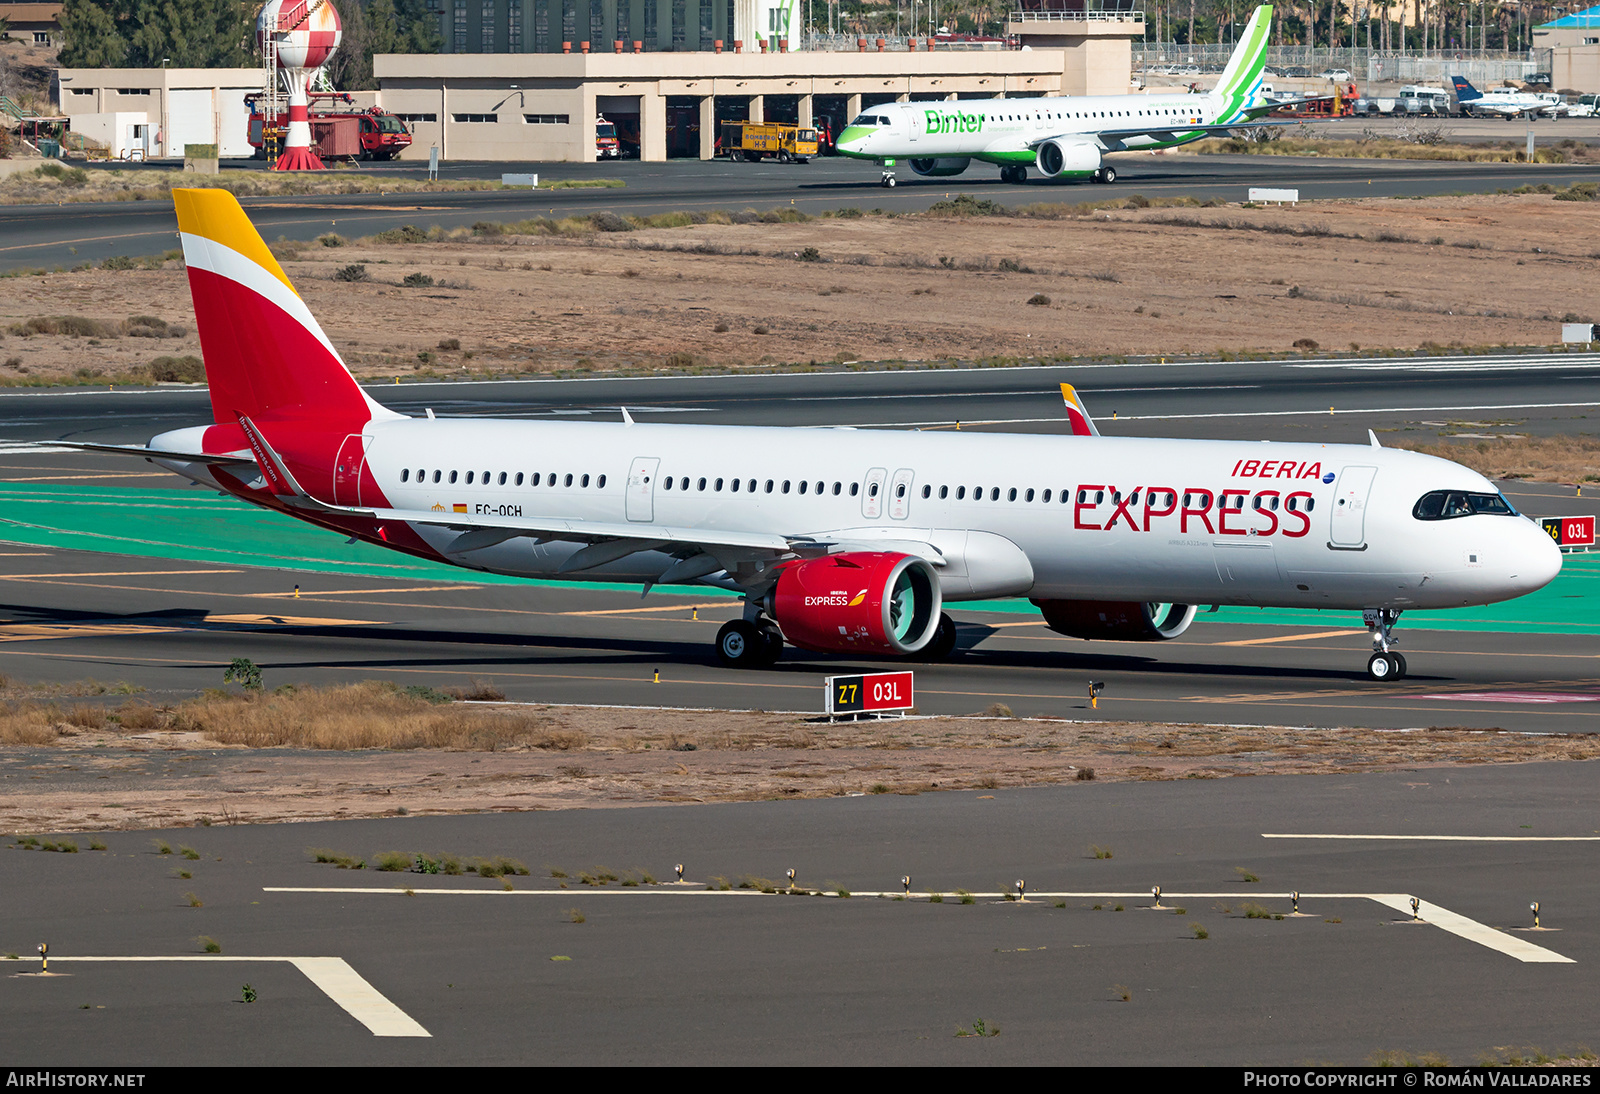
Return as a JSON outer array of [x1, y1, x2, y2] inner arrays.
[[56, 6, 1147, 163]]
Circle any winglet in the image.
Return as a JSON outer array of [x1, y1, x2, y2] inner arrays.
[[621, 406, 635, 426], [1368, 429, 1382, 448], [1060, 383, 1101, 437]]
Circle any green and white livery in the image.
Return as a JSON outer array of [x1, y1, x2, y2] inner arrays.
[[837, 4, 1276, 187]]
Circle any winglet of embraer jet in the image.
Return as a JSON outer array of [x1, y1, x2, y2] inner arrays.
[[1060, 384, 1101, 437]]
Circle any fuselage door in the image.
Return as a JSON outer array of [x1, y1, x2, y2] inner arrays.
[[861, 467, 888, 519], [1330, 465, 1378, 548], [626, 456, 660, 522], [333, 434, 368, 506], [889, 467, 915, 520]]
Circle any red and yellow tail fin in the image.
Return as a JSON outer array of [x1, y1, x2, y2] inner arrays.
[[1060, 383, 1101, 437], [173, 188, 398, 429]]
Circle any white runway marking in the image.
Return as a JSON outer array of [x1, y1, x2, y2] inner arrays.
[[289, 957, 432, 1037], [1367, 895, 1574, 964], [266, 888, 1571, 963], [1263, 833, 1600, 841], [20, 956, 430, 1037]]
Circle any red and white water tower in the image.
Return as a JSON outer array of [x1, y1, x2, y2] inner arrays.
[[257, 0, 343, 170]]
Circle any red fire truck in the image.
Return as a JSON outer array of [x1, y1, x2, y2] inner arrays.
[[247, 92, 413, 162]]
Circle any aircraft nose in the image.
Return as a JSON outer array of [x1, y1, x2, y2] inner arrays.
[[1510, 517, 1563, 594]]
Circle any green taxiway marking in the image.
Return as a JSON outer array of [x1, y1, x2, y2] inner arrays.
[[0, 484, 1594, 634]]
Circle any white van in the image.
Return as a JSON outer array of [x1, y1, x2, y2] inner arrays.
[[1396, 85, 1451, 115]]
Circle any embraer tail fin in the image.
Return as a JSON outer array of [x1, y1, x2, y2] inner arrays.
[[172, 189, 401, 429], [1060, 383, 1100, 437], [1451, 76, 1480, 100], [1214, 5, 1273, 120]]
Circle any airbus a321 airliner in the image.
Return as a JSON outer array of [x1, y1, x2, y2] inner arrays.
[[837, 4, 1282, 187], [81, 189, 1560, 682]]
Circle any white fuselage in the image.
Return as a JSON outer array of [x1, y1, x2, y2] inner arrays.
[[154, 418, 1562, 613], [837, 91, 1221, 164]]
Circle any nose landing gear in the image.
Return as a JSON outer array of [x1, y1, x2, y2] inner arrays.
[[1362, 608, 1407, 680]]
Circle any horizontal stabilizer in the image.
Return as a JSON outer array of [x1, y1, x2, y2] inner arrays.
[[50, 440, 258, 467]]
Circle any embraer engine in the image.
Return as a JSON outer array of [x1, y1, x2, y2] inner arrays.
[[1034, 139, 1102, 179], [1033, 600, 1197, 641], [909, 157, 971, 177], [771, 552, 942, 655]]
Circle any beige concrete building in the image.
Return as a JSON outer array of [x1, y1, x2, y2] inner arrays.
[[55, 68, 264, 158], [376, 11, 1144, 162]]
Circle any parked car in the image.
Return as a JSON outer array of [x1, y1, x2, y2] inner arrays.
[[1319, 68, 1352, 81]]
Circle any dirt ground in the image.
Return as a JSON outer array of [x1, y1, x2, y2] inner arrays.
[[5, 704, 1597, 834], [3, 193, 1598, 391]]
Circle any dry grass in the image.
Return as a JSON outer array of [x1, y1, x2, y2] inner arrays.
[[0, 682, 587, 750], [175, 683, 574, 750], [0, 165, 521, 206], [1396, 434, 1600, 484], [1187, 136, 1570, 163]]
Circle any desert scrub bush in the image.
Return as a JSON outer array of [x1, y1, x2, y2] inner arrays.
[[309, 849, 366, 869], [170, 680, 570, 749], [373, 225, 428, 244], [333, 263, 370, 282], [1027, 293, 1051, 306], [148, 355, 206, 383], [402, 272, 435, 288], [927, 193, 1006, 217]]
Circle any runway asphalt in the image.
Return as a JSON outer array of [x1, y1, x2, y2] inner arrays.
[[3, 762, 1597, 1064], [7, 151, 1600, 269]]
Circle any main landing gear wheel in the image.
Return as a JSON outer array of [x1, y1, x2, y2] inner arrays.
[[1366, 653, 1407, 681], [918, 612, 959, 661], [1092, 166, 1116, 184], [757, 622, 784, 666], [1000, 164, 1027, 185], [880, 171, 897, 188], [716, 620, 782, 668]]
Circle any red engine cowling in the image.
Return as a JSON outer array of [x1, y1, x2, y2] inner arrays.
[[1033, 600, 1197, 641], [770, 552, 943, 655]]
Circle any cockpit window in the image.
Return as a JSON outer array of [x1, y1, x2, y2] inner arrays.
[[848, 113, 890, 126], [1412, 490, 1517, 520]]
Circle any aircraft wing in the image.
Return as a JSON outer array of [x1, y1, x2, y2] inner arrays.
[[1035, 104, 1290, 150]]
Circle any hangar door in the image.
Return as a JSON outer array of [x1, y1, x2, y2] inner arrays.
[[165, 88, 216, 157], [218, 88, 254, 158]]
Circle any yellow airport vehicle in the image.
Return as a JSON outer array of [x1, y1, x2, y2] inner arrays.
[[721, 121, 817, 163]]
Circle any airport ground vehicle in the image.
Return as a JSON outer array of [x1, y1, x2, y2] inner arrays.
[[247, 93, 411, 161], [596, 115, 620, 159], [1396, 85, 1451, 115], [73, 187, 1562, 683], [721, 121, 818, 162]]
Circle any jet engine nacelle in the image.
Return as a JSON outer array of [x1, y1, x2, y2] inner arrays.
[[771, 551, 943, 655], [1034, 139, 1102, 179], [909, 157, 971, 177], [1033, 600, 1198, 641]]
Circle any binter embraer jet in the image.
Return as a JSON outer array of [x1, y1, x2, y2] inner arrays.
[[837, 4, 1281, 187], [74, 189, 1560, 682]]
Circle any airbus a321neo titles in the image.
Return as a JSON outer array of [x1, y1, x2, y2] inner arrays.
[[836, 4, 1285, 187], [76, 189, 1560, 682]]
